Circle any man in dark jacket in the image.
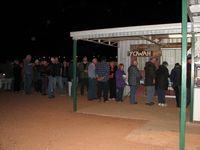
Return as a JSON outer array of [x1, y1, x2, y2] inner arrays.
[[47, 57, 56, 98], [78, 56, 89, 96], [170, 63, 181, 107], [156, 61, 169, 107], [144, 57, 157, 105]]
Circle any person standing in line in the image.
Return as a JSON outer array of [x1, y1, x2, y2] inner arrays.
[[144, 57, 157, 106], [87, 58, 98, 100], [108, 60, 117, 100], [115, 63, 126, 102], [47, 57, 56, 99], [128, 60, 141, 104], [155, 61, 169, 107], [96, 56, 110, 102], [23, 54, 33, 95], [78, 56, 89, 96], [54, 57, 63, 94], [61, 60, 69, 95], [33, 59, 41, 93], [170, 63, 181, 107], [40, 60, 48, 95]]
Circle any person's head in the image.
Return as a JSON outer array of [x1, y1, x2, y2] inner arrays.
[[131, 60, 138, 66], [44, 60, 48, 66], [150, 57, 157, 64], [34, 59, 39, 65], [63, 60, 67, 67], [82, 56, 88, 63], [109, 60, 115, 66], [118, 63, 124, 70], [55, 57, 59, 63], [25, 54, 32, 62], [175, 63, 180, 68], [162, 61, 168, 67], [50, 57, 55, 64], [92, 58, 97, 64]]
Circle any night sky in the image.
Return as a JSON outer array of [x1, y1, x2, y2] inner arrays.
[[1, 0, 181, 62]]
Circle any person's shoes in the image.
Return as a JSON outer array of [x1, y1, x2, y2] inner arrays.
[[161, 103, 167, 107], [88, 98, 97, 101], [158, 103, 162, 106], [146, 102, 154, 106], [104, 99, 108, 102], [48, 95, 55, 99], [131, 101, 138, 104]]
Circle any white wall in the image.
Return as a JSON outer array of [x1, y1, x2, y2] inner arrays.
[[161, 48, 181, 73]]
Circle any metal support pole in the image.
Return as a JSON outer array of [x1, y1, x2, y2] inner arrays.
[[190, 32, 195, 122], [180, 0, 187, 149], [73, 40, 77, 112]]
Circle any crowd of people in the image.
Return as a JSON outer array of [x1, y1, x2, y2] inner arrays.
[[0, 54, 192, 108]]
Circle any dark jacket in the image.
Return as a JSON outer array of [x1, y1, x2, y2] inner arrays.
[[144, 61, 156, 86], [155, 65, 169, 90], [47, 63, 56, 77], [78, 62, 89, 79], [170, 65, 181, 87]]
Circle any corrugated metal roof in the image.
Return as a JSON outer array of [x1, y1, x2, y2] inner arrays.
[[70, 23, 200, 47], [70, 23, 200, 40]]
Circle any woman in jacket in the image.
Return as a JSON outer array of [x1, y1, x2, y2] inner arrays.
[[115, 63, 126, 102]]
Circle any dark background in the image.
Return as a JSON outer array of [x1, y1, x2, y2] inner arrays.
[[1, 0, 181, 62]]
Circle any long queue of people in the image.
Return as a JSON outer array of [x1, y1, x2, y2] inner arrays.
[[0, 54, 191, 108]]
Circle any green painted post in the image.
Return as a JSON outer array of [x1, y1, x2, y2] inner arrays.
[[73, 40, 77, 112], [180, 0, 187, 149], [190, 32, 195, 122]]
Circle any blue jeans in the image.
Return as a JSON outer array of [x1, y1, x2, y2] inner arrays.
[[116, 87, 124, 101], [24, 74, 32, 94], [53, 76, 63, 93], [157, 88, 166, 103], [146, 86, 155, 103], [88, 78, 97, 100], [62, 77, 68, 94], [130, 85, 138, 104], [48, 76, 55, 97]]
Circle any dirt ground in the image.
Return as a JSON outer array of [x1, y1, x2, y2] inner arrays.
[[0, 91, 200, 150]]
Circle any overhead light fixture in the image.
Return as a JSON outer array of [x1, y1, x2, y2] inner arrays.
[[169, 33, 200, 38], [189, 4, 200, 13]]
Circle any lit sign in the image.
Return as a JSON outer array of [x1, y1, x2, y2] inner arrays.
[[129, 50, 152, 57]]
